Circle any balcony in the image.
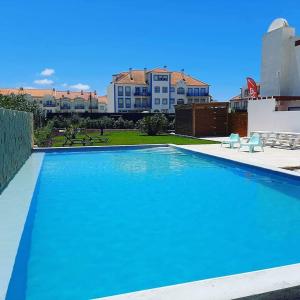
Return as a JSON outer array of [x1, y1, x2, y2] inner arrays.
[[61, 106, 71, 110], [134, 91, 151, 96], [187, 92, 209, 97], [134, 104, 151, 108], [43, 103, 56, 107]]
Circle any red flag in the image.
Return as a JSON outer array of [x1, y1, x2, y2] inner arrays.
[[246, 77, 258, 98]]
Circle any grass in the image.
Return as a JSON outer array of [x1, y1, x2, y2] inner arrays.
[[51, 130, 219, 147]]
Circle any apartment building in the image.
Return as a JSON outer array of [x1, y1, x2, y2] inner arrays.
[[107, 68, 211, 113], [230, 84, 261, 111], [0, 88, 107, 114]]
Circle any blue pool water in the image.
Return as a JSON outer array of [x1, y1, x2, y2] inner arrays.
[[10, 147, 300, 299]]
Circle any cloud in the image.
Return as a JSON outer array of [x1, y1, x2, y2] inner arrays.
[[23, 86, 36, 89], [70, 83, 90, 90], [61, 83, 68, 87], [34, 79, 54, 85], [40, 68, 55, 76]]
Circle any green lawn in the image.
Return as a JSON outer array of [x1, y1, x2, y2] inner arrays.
[[52, 130, 218, 147]]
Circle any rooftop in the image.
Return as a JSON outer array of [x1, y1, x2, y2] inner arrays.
[[0, 88, 107, 103], [113, 69, 209, 87]]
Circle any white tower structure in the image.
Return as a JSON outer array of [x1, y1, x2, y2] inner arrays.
[[260, 18, 300, 97]]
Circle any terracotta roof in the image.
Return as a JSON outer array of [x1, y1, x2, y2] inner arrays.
[[98, 95, 107, 104], [171, 71, 208, 86], [0, 88, 101, 101], [0, 88, 53, 97], [113, 69, 208, 86], [147, 68, 170, 73], [230, 94, 242, 101], [114, 70, 147, 85]]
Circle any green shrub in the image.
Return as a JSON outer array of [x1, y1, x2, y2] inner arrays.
[[138, 114, 168, 135], [34, 121, 54, 147], [0, 93, 43, 127]]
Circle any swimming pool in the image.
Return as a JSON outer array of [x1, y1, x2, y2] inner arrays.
[[6, 146, 300, 300]]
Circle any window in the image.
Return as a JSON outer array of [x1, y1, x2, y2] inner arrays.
[[170, 98, 175, 104], [177, 99, 184, 105], [194, 98, 199, 103], [125, 86, 131, 96], [118, 86, 123, 96], [118, 98, 124, 108], [187, 88, 193, 96], [200, 98, 206, 103], [170, 87, 175, 92], [200, 88, 206, 95], [162, 87, 168, 93], [142, 98, 149, 107], [155, 98, 160, 105], [154, 86, 160, 93], [161, 109, 168, 113], [187, 99, 193, 104], [177, 87, 185, 95], [162, 98, 168, 105], [142, 87, 148, 94], [194, 88, 199, 96], [135, 98, 141, 107], [135, 87, 140, 94], [153, 75, 168, 81], [125, 98, 131, 108]]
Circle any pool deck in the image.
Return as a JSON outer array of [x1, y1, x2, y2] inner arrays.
[[176, 142, 300, 176]]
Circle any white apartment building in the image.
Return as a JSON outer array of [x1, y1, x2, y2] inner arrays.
[[230, 18, 300, 112], [0, 88, 107, 114], [107, 68, 211, 113]]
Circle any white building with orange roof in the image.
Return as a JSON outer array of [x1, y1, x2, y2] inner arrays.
[[0, 88, 107, 114], [107, 67, 211, 113]]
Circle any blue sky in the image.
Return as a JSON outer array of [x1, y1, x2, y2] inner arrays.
[[0, 0, 299, 100]]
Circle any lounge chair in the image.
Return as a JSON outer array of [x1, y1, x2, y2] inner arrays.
[[63, 128, 89, 146], [239, 133, 264, 153], [82, 129, 109, 144], [221, 133, 240, 148]]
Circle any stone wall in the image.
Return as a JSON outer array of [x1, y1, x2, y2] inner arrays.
[[0, 108, 33, 192]]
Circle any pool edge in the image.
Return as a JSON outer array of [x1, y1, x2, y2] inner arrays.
[[93, 262, 300, 300], [0, 153, 44, 300]]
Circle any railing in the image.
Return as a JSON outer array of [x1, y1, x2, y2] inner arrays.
[[134, 91, 151, 96], [61, 106, 71, 110], [187, 92, 209, 97], [134, 104, 151, 108], [88, 106, 98, 109], [75, 106, 85, 109], [43, 103, 57, 107]]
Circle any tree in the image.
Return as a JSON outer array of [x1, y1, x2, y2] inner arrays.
[[138, 114, 168, 135], [0, 93, 43, 127]]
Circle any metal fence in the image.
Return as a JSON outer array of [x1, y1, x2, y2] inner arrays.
[[0, 108, 33, 193]]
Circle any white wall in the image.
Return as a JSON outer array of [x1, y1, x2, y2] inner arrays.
[[106, 83, 115, 112], [248, 99, 300, 133], [260, 25, 300, 97]]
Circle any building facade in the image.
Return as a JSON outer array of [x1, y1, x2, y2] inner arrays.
[[107, 68, 211, 113], [229, 84, 261, 111], [0, 88, 107, 114]]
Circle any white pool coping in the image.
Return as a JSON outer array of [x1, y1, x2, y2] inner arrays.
[[0, 153, 44, 300], [93, 263, 300, 300], [173, 144, 300, 178]]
